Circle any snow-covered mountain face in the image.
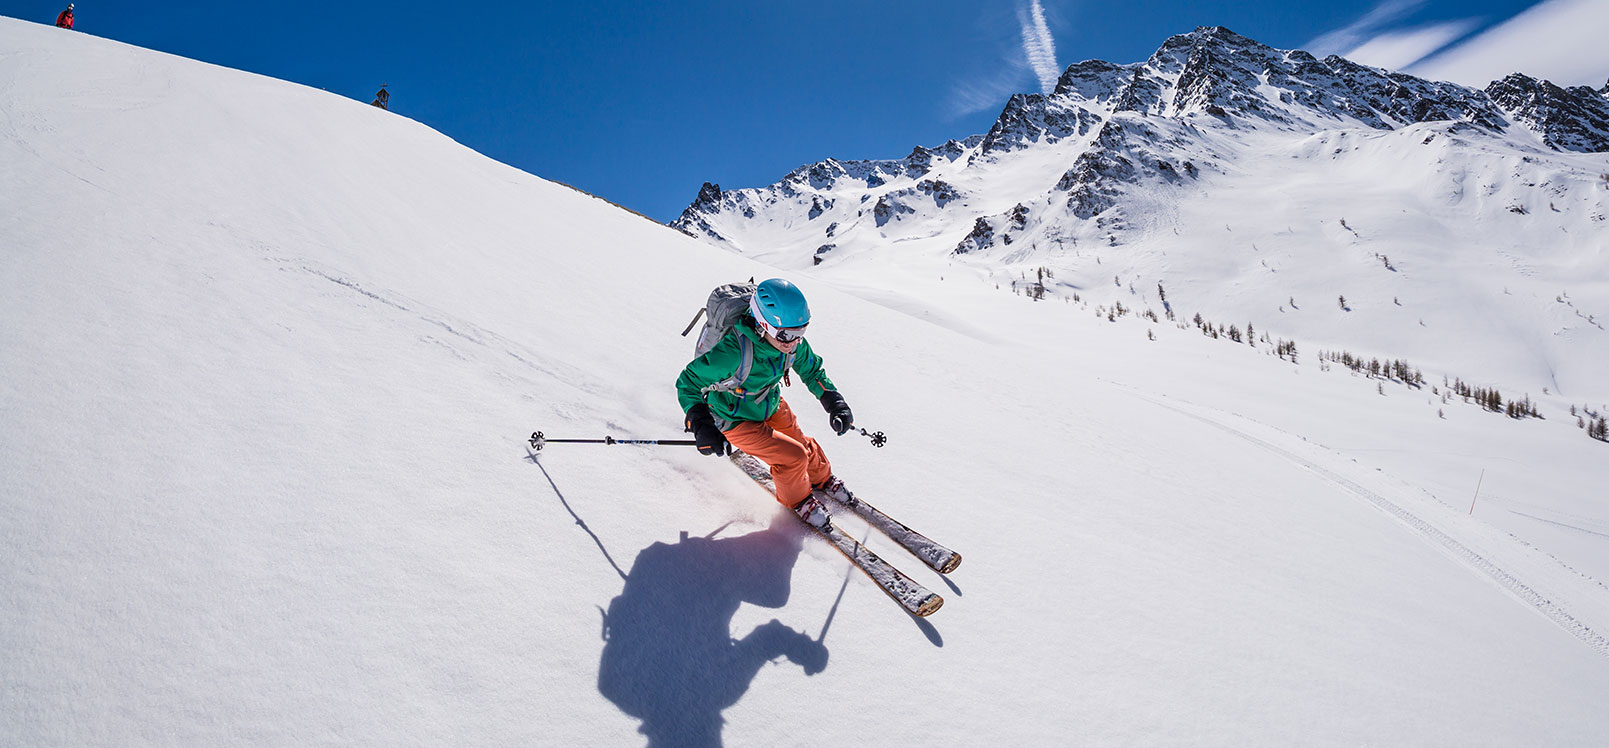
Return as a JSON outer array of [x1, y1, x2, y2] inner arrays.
[[674, 26, 1609, 397]]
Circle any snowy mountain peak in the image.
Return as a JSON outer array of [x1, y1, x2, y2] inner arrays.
[[1114, 25, 1280, 118], [668, 26, 1609, 401], [1077, 24, 1509, 132], [1052, 58, 1132, 107], [672, 26, 1606, 255]]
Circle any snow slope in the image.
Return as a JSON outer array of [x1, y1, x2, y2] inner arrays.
[[4, 17, 1608, 747]]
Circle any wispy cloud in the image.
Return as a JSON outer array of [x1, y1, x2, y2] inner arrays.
[[949, 65, 1032, 118], [1305, 0, 1428, 57], [1019, 0, 1061, 94], [1409, 0, 1609, 87], [1342, 19, 1478, 72], [1305, 0, 1486, 75]]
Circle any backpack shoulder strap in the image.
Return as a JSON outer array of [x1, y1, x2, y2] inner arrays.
[[700, 333, 755, 397]]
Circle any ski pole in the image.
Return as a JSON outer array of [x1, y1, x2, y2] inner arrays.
[[854, 428, 888, 448], [529, 431, 697, 452]]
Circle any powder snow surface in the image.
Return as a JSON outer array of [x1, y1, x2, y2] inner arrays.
[[3, 17, 1607, 747]]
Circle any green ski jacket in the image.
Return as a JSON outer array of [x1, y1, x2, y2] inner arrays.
[[676, 316, 837, 429]]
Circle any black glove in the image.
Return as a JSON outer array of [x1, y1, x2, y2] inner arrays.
[[819, 391, 854, 436], [685, 403, 728, 456]]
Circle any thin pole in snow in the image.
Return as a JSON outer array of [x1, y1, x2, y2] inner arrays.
[[1469, 469, 1485, 515]]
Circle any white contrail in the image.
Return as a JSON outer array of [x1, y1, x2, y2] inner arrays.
[[1020, 0, 1060, 94]]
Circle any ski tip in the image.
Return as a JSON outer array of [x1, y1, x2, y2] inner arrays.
[[939, 552, 962, 575], [914, 594, 944, 617]]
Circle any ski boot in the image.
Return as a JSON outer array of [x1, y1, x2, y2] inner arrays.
[[791, 495, 831, 529], [812, 475, 855, 507]]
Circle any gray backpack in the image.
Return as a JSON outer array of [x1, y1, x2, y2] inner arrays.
[[681, 282, 757, 356], [680, 281, 793, 405]]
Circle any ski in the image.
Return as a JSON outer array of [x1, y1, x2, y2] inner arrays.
[[815, 481, 962, 575], [728, 451, 943, 617]]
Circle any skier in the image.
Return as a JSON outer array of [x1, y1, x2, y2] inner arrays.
[[55, 3, 74, 29], [677, 278, 855, 527]]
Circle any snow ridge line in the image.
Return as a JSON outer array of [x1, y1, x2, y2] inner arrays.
[[1142, 396, 1609, 660]]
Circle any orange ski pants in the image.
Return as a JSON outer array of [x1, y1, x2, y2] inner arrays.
[[723, 398, 833, 507]]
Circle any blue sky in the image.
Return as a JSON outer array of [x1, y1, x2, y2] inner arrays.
[[6, 0, 1601, 222]]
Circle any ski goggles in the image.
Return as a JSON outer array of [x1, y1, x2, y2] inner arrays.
[[761, 321, 808, 343]]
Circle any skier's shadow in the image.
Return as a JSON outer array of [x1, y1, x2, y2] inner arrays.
[[597, 517, 828, 748]]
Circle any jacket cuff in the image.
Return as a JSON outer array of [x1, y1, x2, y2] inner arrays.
[[818, 390, 847, 413]]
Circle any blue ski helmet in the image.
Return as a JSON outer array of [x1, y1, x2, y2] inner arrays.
[[749, 278, 810, 330]]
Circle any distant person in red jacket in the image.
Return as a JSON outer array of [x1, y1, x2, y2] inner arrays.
[[55, 4, 74, 29]]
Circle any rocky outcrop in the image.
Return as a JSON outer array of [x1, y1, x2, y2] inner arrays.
[[1487, 73, 1609, 152], [978, 94, 1102, 155], [953, 217, 995, 255]]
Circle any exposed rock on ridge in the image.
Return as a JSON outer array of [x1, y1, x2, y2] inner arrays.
[[672, 26, 1609, 260], [1486, 73, 1609, 153]]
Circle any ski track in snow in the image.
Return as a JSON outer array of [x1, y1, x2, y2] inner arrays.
[[828, 285, 1004, 344], [1130, 390, 1609, 660], [291, 260, 609, 397], [1509, 510, 1609, 541]]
